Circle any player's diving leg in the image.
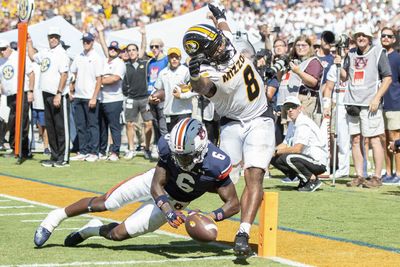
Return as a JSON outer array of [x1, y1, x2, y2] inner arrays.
[[34, 169, 155, 247], [64, 201, 168, 247]]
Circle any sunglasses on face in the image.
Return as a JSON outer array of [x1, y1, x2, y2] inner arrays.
[[82, 40, 92, 44], [284, 103, 299, 110], [381, 34, 394, 39], [150, 45, 160, 49], [0, 47, 7, 52], [295, 43, 309, 48], [109, 47, 119, 52]]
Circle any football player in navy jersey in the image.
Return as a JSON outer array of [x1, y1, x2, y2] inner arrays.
[[34, 118, 239, 248]]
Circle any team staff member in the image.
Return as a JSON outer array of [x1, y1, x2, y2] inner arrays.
[[183, 4, 275, 256], [338, 24, 392, 188], [69, 32, 103, 162], [271, 96, 327, 192], [33, 118, 239, 247], [27, 27, 70, 167], [153, 47, 196, 131], [99, 41, 126, 161], [0, 40, 35, 162]]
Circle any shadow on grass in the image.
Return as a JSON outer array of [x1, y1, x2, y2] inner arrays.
[[383, 190, 400, 196], [263, 185, 297, 191]]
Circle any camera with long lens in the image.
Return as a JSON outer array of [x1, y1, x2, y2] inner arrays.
[[321, 31, 350, 48], [264, 55, 290, 80]]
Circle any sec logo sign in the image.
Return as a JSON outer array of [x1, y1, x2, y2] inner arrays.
[[18, 0, 35, 23]]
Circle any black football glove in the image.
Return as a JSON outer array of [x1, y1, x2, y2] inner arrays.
[[208, 3, 226, 20], [189, 54, 206, 79]]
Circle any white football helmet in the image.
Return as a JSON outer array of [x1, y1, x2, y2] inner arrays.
[[168, 118, 208, 171]]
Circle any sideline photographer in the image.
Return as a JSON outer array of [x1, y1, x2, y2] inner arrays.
[[338, 24, 392, 188], [276, 35, 324, 127]]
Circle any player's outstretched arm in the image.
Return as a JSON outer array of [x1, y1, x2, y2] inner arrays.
[[151, 165, 186, 228], [208, 3, 231, 33], [210, 182, 240, 221]]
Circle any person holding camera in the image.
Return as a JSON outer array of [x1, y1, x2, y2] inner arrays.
[[277, 35, 324, 127], [337, 24, 392, 188]]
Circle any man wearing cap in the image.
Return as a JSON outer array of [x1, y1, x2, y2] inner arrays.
[[69, 32, 103, 162], [0, 39, 35, 162], [28, 27, 71, 167], [98, 40, 126, 161], [271, 96, 327, 192], [337, 24, 392, 188], [153, 47, 196, 132]]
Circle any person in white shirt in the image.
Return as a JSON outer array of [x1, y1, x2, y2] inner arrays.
[[271, 96, 327, 192], [153, 47, 196, 132], [0, 40, 35, 162], [27, 27, 70, 167], [98, 40, 126, 161], [69, 32, 103, 162]]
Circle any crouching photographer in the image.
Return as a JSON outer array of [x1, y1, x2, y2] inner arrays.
[[276, 35, 324, 127]]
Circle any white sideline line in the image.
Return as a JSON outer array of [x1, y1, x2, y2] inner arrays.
[[21, 219, 89, 223], [2, 256, 237, 267], [0, 205, 35, 209], [0, 212, 49, 216], [0, 199, 11, 202], [0, 194, 310, 267], [269, 257, 314, 267]]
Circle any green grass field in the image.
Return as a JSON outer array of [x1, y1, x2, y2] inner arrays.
[[0, 152, 399, 266]]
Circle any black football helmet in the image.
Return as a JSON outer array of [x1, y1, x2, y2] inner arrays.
[[183, 24, 234, 64]]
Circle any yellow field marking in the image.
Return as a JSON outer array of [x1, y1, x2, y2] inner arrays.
[[1, 175, 399, 266]]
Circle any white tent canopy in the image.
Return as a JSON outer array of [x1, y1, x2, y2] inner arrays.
[[107, 7, 240, 57]]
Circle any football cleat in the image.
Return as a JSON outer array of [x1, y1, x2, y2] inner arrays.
[[64, 231, 84, 247], [233, 232, 252, 257], [34, 226, 52, 247]]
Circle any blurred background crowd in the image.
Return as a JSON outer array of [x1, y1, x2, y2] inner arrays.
[[1, 0, 400, 43]]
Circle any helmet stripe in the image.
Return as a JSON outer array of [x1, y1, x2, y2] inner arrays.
[[187, 26, 217, 40], [176, 118, 191, 151]]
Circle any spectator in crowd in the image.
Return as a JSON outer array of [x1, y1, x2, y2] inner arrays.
[[147, 38, 169, 159], [339, 24, 392, 188], [122, 37, 154, 160], [271, 96, 327, 192], [153, 47, 196, 132], [69, 32, 103, 162], [0, 40, 35, 163], [273, 38, 288, 58], [380, 26, 400, 185], [277, 35, 324, 127], [184, 4, 275, 256], [33, 118, 239, 248], [27, 27, 71, 167]]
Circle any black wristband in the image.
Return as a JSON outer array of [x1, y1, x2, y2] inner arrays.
[[154, 195, 169, 209], [212, 208, 225, 221]]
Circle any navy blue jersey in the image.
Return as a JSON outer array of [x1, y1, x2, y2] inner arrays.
[[157, 135, 232, 202]]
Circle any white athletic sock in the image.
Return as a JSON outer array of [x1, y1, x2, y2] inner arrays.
[[79, 219, 103, 239], [238, 222, 251, 235], [40, 208, 67, 232]]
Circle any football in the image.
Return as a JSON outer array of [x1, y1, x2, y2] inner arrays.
[[185, 213, 218, 242], [150, 89, 165, 103]]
